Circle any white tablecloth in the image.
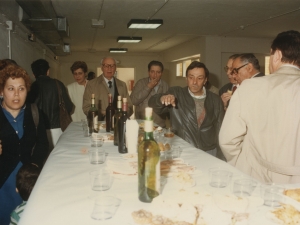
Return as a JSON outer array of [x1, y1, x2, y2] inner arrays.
[[18, 122, 286, 225]]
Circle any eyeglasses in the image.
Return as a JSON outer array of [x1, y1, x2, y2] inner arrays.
[[102, 64, 116, 69], [231, 63, 249, 75]]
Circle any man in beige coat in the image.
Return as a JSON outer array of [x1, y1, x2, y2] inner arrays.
[[219, 30, 300, 184], [82, 57, 133, 118], [130, 60, 169, 127]]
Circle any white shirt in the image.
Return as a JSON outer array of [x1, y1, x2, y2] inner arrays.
[[67, 81, 87, 122], [188, 87, 206, 99]]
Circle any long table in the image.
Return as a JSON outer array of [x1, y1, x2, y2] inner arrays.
[[19, 122, 287, 225]]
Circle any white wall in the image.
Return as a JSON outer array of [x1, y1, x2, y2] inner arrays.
[[58, 52, 164, 86], [161, 36, 272, 88], [162, 37, 206, 87]]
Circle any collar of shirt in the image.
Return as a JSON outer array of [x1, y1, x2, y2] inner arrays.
[[251, 72, 260, 78], [1, 104, 26, 139], [103, 76, 114, 87], [188, 86, 206, 99], [280, 64, 300, 70]]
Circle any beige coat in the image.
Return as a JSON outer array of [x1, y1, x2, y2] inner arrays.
[[219, 65, 300, 184], [82, 75, 133, 117]]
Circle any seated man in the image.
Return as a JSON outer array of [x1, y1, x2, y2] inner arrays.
[[149, 61, 224, 159], [130, 60, 169, 127]]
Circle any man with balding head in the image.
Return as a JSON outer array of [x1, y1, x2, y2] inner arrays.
[[82, 57, 133, 118], [231, 53, 264, 85]]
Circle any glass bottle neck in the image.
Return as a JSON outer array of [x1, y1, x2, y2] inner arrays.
[[91, 98, 95, 107], [143, 130, 154, 140]]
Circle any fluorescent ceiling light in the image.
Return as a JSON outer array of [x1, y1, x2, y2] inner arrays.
[[109, 48, 128, 53], [117, 36, 142, 43], [127, 19, 163, 29]]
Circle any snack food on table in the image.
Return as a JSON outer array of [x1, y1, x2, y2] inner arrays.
[[158, 142, 171, 151], [272, 204, 300, 225], [172, 171, 195, 186], [132, 209, 153, 224], [284, 189, 300, 202], [160, 159, 195, 177]]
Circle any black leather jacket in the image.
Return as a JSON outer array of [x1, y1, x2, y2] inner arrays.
[[149, 86, 224, 158], [27, 76, 74, 129]]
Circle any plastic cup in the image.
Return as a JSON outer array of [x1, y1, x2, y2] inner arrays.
[[88, 148, 105, 164], [81, 118, 88, 126], [90, 134, 104, 147], [233, 179, 257, 197], [91, 195, 121, 220], [89, 169, 113, 191], [262, 184, 285, 207], [209, 170, 232, 188], [82, 124, 89, 137]]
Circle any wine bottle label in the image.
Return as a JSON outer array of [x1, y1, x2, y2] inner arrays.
[[92, 98, 95, 104], [93, 116, 98, 129], [144, 120, 153, 132]]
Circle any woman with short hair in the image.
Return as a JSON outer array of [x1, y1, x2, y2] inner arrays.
[[0, 60, 49, 225]]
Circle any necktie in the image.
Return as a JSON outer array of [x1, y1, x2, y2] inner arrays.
[[108, 81, 112, 88], [232, 85, 237, 94]]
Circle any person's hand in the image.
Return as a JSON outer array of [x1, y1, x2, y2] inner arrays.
[[0, 140, 2, 155], [221, 92, 232, 109], [147, 78, 159, 89], [160, 94, 176, 107]]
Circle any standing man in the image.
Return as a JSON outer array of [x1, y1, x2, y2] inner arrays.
[[130, 60, 169, 127], [67, 61, 88, 122], [82, 57, 133, 118], [27, 59, 74, 151], [149, 61, 224, 159], [219, 30, 300, 183], [219, 54, 240, 111], [231, 53, 264, 85]]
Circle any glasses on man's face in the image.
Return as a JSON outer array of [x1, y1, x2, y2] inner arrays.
[[231, 63, 249, 75], [102, 64, 116, 69]]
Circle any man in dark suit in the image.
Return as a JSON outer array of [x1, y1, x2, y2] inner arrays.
[[231, 53, 264, 85], [219, 54, 240, 111]]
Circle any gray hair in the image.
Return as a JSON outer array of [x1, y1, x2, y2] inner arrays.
[[238, 53, 260, 71], [229, 54, 240, 60], [101, 57, 117, 65]]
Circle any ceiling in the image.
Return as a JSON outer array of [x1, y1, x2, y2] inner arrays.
[[14, 0, 300, 56]]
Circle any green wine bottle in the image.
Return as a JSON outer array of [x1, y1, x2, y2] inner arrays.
[[138, 107, 160, 203]]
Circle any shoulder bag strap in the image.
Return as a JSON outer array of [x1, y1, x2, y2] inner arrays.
[[55, 80, 63, 105], [31, 103, 39, 131]]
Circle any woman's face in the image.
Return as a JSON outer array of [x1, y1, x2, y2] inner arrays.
[[1, 77, 27, 116]]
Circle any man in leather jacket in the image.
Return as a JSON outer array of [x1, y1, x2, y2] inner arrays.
[[27, 59, 74, 151], [148, 61, 225, 159]]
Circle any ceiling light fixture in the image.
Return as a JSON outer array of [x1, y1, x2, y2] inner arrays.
[[127, 19, 163, 29], [117, 36, 142, 43], [109, 48, 128, 53]]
